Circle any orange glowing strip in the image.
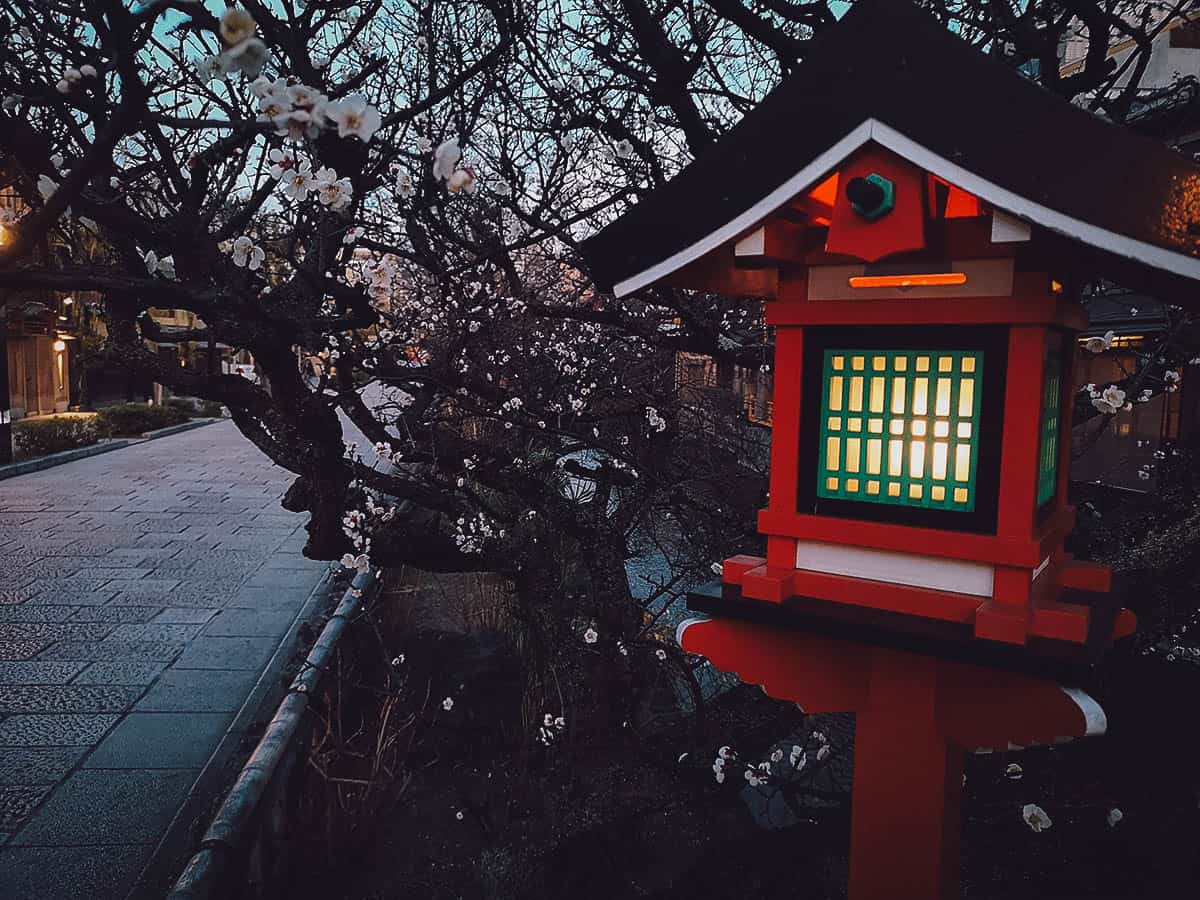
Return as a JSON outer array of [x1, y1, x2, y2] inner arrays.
[[848, 272, 968, 289]]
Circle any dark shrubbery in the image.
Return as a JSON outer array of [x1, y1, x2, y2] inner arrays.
[[166, 396, 226, 419], [12, 416, 99, 460], [95, 402, 189, 436]]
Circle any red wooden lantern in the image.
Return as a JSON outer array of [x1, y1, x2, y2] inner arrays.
[[582, 2, 1200, 897]]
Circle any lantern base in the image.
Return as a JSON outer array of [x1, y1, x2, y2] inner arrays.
[[687, 578, 1134, 682], [677, 615, 1111, 900]]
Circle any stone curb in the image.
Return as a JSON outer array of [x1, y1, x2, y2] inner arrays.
[[164, 568, 376, 900], [0, 438, 131, 481], [138, 418, 223, 440]]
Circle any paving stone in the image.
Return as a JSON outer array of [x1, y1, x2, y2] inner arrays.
[[0, 605, 81, 623], [71, 605, 163, 623], [0, 640, 49, 661], [72, 661, 166, 686], [0, 662, 88, 685], [0, 844, 153, 900], [136, 668, 258, 713], [0, 784, 53, 831], [107, 622, 205, 642], [0, 714, 119, 746], [152, 607, 218, 624], [202, 605, 299, 637], [107, 589, 225, 610], [0, 747, 88, 785], [172, 636, 279, 670], [0, 685, 143, 714], [9, 768, 197, 845], [71, 567, 154, 581], [24, 583, 119, 605], [0, 587, 39, 605], [101, 577, 181, 597], [36, 640, 186, 663], [0, 622, 115, 643], [84, 711, 233, 768], [50, 574, 117, 590]]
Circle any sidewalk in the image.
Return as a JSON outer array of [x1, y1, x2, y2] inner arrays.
[[0, 422, 330, 898]]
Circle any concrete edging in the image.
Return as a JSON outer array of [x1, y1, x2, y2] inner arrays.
[[138, 418, 223, 440], [165, 568, 376, 899]]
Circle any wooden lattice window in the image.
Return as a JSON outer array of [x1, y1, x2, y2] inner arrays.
[[816, 349, 984, 511]]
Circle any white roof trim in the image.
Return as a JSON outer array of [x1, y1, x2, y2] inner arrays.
[[613, 120, 874, 297], [612, 117, 1200, 298], [675, 615, 712, 648], [1059, 685, 1108, 736]]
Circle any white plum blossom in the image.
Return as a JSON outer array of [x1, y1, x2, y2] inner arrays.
[[1084, 330, 1115, 353], [447, 168, 476, 194], [1164, 369, 1182, 392], [268, 147, 305, 179], [442, 696, 454, 711], [538, 712, 567, 745], [646, 406, 667, 432], [432, 138, 462, 180], [36, 174, 57, 201], [315, 168, 353, 210], [614, 139, 634, 159], [583, 626, 598, 644], [196, 54, 227, 82], [1092, 385, 1127, 415], [396, 173, 417, 198], [219, 8, 257, 45], [710, 562, 723, 575], [143, 250, 176, 280], [1022, 803, 1052, 833], [1107, 808, 1123, 828], [325, 94, 382, 141], [223, 38, 269, 78], [281, 162, 317, 200], [416, 136, 433, 153], [340, 553, 370, 572], [231, 236, 265, 270]]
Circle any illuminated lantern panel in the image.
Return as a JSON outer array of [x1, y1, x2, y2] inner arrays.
[[817, 350, 983, 511], [1036, 349, 1062, 508]]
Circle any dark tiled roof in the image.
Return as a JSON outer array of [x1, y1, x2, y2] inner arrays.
[[581, 0, 1200, 298]]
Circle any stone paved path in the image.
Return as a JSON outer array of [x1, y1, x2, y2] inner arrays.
[[0, 421, 329, 898]]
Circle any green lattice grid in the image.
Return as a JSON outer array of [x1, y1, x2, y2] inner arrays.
[[1036, 349, 1062, 507], [815, 349, 985, 512]]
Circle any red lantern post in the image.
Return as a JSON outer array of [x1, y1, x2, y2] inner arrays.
[[582, 2, 1200, 896]]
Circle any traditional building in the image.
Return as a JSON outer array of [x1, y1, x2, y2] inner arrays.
[[1, 182, 75, 458]]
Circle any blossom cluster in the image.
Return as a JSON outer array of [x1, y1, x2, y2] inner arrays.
[[538, 713, 567, 746], [453, 511, 503, 555]]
